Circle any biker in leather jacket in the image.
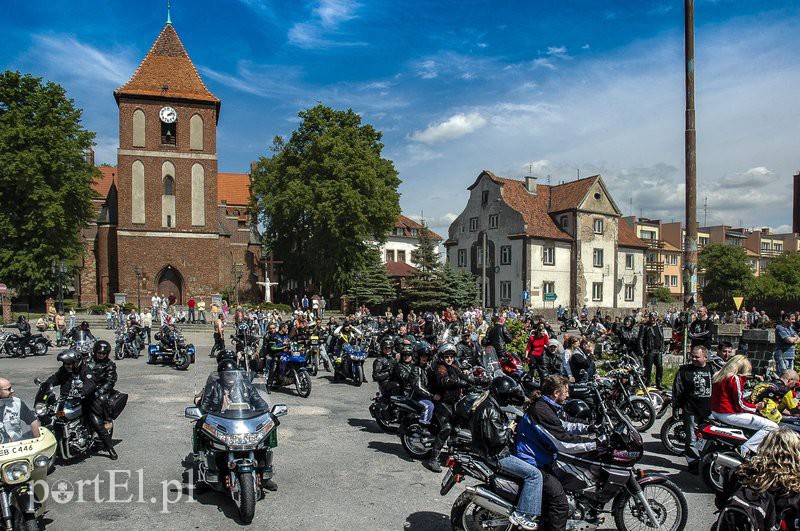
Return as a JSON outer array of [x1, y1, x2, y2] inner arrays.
[[637, 312, 665, 388], [88, 340, 119, 459], [456, 332, 480, 368], [615, 316, 638, 356], [372, 339, 399, 397], [485, 316, 512, 356]]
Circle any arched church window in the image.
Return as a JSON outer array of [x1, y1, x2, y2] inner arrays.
[[189, 114, 204, 150], [132, 109, 145, 147], [191, 163, 205, 226], [164, 175, 175, 196]]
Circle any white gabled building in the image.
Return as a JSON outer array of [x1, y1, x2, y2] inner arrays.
[[444, 170, 647, 311], [377, 214, 442, 266]]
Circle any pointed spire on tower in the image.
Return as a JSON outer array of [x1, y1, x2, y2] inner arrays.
[[167, 0, 172, 25]]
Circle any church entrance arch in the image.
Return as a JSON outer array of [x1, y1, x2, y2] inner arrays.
[[156, 265, 183, 305]]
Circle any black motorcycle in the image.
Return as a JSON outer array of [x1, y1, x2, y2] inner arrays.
[[0, 330, 52, 357], [114, 326, 144, 360], [442, 396, 688, 531], [69, 329, 95, 359], [186, 371, 287, 524]]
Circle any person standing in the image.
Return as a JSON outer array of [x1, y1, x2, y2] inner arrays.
[[151, 294, 160, 319], [221, 300, 229, 323], [775, 313, 799, 374], [55, 311, 66, 346], [486, 315, 513, 356], [68, 308, 76, 331], [197, 298, 207, 324], [688, 306, 713, 349], [672, 346, 713, 473], [142, 309, 153, 345], [187, 295, 196, 323], [637, 312, 665, 388], [525, 324, 550, 380], [213, 314, 225, 358]]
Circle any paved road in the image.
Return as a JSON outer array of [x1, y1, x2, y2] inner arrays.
[[4, 328, 717, 530]]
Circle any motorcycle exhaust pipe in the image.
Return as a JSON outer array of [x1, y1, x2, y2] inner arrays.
[[466, 485, 513, 517], [715, 452, 744, 470]]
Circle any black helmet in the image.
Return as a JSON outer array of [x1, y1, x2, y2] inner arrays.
[[80, 320, 90, 330], [564, 399, 591, 420], [489, 375, 525, 406], [93, 340, 112, 357], [400, 342, 414, 358], [414, 341, 432, 360], [380, 338, 394, 353], [217, 359, 238, 373], [623, 316, 634, 327], [57, 349, 82, 368], [17, 316, 25, 323], [216, 349, 237, 364], [424, 312, 434, 322], [648, 312, 658, 319]]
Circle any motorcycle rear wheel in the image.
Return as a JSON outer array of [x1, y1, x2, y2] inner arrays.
[[294, 369, 312, 398], [659, 417, 686, 456], [34, 341, 48, 356], [621, 396, 656, 432], [400, 422, 432, 460], [450, 488, 509, 531], [613, 478, 688, 531], [701, 451, 729, 494]]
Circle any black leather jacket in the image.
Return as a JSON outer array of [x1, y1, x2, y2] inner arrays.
[[485, 324, 512, 355], [372, 356, 397, 386], [456, 341, 480, 368], [688, 318, 712, 348], [394, 361, 415, 396], [16, 321, 31, 336], [616, 326, 638, 355], [436, 363, 472, 404], [89, 358, 118, 396], [569, 348, 596, 383], [469, 394, 513, 464], [45, 365, 96, 399], [637, 322, 664, 354], [409, 364, 433, 399]]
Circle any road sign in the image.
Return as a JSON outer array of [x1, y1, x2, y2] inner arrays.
[[522, 291, 529, 300], [543, 293, 557, 302], [732, 296, 744, 310]]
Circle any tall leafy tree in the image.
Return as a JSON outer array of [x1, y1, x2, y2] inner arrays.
[[251, 105, 401, 293], [698, 243, 754, 297], [404, 222, 448, 309], [347, 246, 396, 306], [749, 251, 800, 298], [0, 71, 97, 295]]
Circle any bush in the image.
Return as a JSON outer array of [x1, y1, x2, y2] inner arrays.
[[260, 303, 292, 314], [87, 304, 110, 315], [123, 303, 138, 313], [506, 319, 528, 358], [706, 302, 719, 311]]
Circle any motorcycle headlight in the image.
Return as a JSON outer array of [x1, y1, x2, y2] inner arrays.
[[4, 461, 31, 482], [34, 402, 47, 416], [217, 431, 267, 447], [33, 454, 50, 469]]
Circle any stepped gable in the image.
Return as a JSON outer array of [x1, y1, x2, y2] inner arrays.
[[114, 24, 219, 106]]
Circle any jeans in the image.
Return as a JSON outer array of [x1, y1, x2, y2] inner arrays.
[[775, 352, 795, 374], [188, 308, 195, 322], [683, 412, 701, 464], [712, 411, 778, 454], [198, 310, 206, 324], [498, 455, 542, 517], [415, 399, 434, 424], [643, 349, 663, 387]]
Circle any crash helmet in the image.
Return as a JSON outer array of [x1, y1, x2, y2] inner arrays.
[[399, 342, 414, 360], [489, 375, 526, 406], [648, 311, 658, 320], [424, 312, 434, 323], [93, 340, 112, 358], [564, 399, 592, 421], [17, 316, 26, 324], [623, 316, 634, 327], [57, 349, 83, 370], [80, 320, 90, 330], [380, 338, 394, 355], [217, 359, 239, 387], [414, 341, 432, 362], [217, 358, 238, 373], [437, 342, 458, 362]]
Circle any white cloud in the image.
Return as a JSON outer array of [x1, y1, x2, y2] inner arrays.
[[416, 59, 438, 79], [533, 58, 556, 70], [409, 112, 488, 144], [546, 45, 568, 58], [315, 0, 360, 28], [29, 34, 134, 85], [287, 0, 364, 49]]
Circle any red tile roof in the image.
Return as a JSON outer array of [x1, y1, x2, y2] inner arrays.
[[548, 176, 598, 213], [218, 172, 251, 206], [395, 214, 443, 240], [115, 24, 219, 105], [618, 218, 649, 249], [386, 261, 417, 277], [92, 166, 117, 199]]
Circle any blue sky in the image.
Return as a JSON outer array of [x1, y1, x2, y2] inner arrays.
[[3, 0, 800, 240]]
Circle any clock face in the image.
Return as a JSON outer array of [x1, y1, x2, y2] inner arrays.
[[159, 106, 177, 123]]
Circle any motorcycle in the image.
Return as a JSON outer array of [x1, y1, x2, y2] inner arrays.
[[33, 378, 121, 462], [148, 324, 195, 370], [114, 326, 144, 360], [271, 344, 312, 398], [333, 342, 368, 386], [69, 329, 95, 359], [441, 406, 688, 531], [605, 355, 672, 419], [659, 410, 688, 456], [695, 419, 752, 494], [560, 316, 589, 335], [186, 371, 287, 524], [0, 331, 52, 358], [232, 334, 261, 372], [0, 411, 57, 531]]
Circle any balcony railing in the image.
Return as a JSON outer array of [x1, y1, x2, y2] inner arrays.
[[644, 261, 664, 272], [645, 239, 665, 249]]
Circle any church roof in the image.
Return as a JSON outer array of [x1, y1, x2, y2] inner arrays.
[[92, 166, 117, 199], [115, 24, 219, 105], [218, 172, 251, 207]]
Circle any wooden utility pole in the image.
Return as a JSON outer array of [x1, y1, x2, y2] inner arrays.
[[683, 0, 698, 310]]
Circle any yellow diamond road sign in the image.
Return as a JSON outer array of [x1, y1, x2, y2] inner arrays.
[[733, 296, 744, 310]]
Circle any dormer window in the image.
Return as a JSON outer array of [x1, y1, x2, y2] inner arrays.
[[411, 229, 418, 237]]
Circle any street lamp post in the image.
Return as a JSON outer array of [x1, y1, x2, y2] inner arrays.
[[133, 266, 144, 310], [232, 263, 244, 306], [51, 259, 66, 313]]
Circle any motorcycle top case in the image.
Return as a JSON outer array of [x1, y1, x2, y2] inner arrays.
[[107, 391, 128, 420]]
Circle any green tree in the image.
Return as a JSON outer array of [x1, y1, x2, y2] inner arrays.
[[346, 246, 396, 306], [698, 243, 754, 297], [443, 263, 479, 308], [649, 286, 674, 303], [0, 71, 97, 295], [749, 251, 800, 298], [251, 105, 401, 293], [404, 222, 447, 309]]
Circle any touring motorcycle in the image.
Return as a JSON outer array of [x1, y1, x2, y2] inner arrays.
[[0, 331, 51, 358], [148, 324, 195, 370]]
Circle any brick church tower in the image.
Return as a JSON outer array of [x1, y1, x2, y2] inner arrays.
[[113, 22, 222, 304]]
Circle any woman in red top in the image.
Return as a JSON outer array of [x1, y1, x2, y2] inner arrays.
[[711, 354, 778, 456], [525, 323, 550, 380]]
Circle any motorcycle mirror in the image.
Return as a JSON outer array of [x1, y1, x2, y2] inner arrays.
[[271, 404, 288, 418], [184, 406, 202, 420], [34, 378, 42, 385]]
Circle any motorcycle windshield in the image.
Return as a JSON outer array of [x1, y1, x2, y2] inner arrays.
[[481, 350, 500, 375], [0, 399, 38, 443], [199, 371, 270, 420]]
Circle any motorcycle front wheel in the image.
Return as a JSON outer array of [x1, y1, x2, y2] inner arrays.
[[310, 353, 319, 376], [12, 508, 40, 531], [232, 471, 256, 524], [175, 352, 191, 370], [659, 417, 686, 456], [353, 364, 363, 387], [621, 396, 656, 432], [450, 488, 509, 531], [613, 478, 688, 531], [293, 369, 312, 398], [115, 345, 125, 360]]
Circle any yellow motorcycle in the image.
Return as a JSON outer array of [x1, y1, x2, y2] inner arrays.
[[0, 423, 56, 530]]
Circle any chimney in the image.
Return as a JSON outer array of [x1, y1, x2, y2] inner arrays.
[[84, 147, 95, 167], [761, 227, 770, 235], [524, 175, 537, 195], [250, 161, 257, 175], [794, 172, 800, 234]]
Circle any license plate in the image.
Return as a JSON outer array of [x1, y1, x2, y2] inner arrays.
[[440, 468, 455, 495], [694, 438, 708, 452]]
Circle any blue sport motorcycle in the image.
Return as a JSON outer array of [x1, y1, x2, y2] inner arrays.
[[271, 344, 312, 398], [333, 342, 368, 387]]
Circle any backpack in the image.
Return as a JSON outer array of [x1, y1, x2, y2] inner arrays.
[[713, 486, 776, 531]]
